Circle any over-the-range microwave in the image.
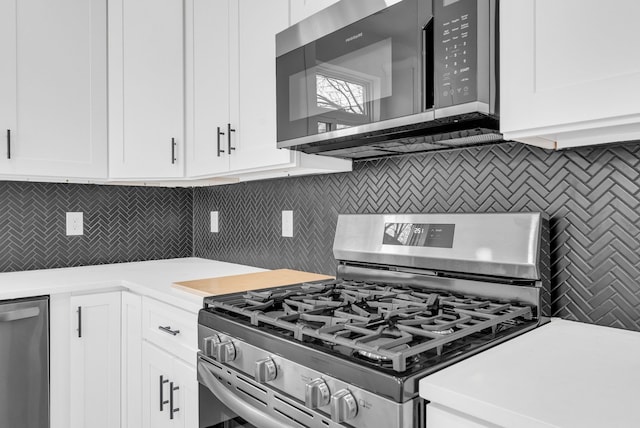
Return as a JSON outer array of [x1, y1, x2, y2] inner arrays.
[[276, 0, 500, 160]]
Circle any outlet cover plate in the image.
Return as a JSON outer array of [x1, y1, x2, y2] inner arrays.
[[282, 210, 293, 238], [66, 212, 83, 236], [211, 211, 219, 233]]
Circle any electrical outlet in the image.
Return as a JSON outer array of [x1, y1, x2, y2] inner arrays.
[[66, 212, 83, 236], [210, 211, 219, 233], [282, 210, 293, 237]]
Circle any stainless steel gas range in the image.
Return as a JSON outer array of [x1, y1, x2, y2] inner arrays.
[[197, 213, 550, 428]]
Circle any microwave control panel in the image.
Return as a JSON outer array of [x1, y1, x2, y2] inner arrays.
[[434, 0, 478, 108]]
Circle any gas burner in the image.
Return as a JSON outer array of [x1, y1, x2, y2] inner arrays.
[[210, 278, 535, 372]]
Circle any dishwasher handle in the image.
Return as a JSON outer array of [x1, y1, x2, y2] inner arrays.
[[0, 306, 40, 322], [197, 359, 294, 428]]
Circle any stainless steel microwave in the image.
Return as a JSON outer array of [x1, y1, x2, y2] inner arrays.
[[276, 0, 500, 159]]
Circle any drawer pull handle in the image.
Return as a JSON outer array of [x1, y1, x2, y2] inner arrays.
[[158, 325, 180, 336]]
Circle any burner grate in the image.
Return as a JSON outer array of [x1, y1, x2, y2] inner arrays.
[[210, 280, 534, 372]]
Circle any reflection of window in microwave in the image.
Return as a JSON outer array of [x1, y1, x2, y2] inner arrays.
[[288, 38, 391, 123], [316, 74, 366, 115], [317, 122, 329, 133]]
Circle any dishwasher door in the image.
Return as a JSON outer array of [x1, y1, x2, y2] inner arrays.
[[0, 296, 49, 428]]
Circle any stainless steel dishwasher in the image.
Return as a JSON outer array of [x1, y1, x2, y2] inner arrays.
[[0, 296, 49, 428]]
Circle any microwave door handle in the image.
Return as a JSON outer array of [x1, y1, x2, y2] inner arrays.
[[422, 15, 435, 111], [197, 359, 295, 428]]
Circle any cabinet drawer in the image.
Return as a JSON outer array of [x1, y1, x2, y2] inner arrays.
[[142, 297, 197, 364]]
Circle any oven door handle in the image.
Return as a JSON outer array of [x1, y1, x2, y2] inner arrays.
[[197, 359, 294, 428]]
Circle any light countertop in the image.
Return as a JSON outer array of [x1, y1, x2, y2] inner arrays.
[[419, 319, 640, 428], [0, 257, 267, 312]]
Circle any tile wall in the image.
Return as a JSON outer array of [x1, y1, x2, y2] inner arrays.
[[193, 141, 640, 331], [0, 181, 192, 272]]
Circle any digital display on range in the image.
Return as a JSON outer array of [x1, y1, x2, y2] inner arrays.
[[383, 223, 455, 248]]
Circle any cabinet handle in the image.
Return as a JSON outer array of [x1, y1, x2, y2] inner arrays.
[[216, 127, 225, 157], [170, 382, 180, 420], [77, 306, 82, 338], [171, 138, 177, 164], [227, 123, 236, 154], [159, 375, 169, 411], [6, 129, 10, 160], [158, 325, 180, 336]]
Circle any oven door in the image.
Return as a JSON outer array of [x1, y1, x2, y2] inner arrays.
[[198, 357, 285, 428], [198, 382, 257, 428], [276, 0, 433, 147]]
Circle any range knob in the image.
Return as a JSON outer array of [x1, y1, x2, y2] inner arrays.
[[330, 389, 358, 423], [203, 334, 222, 358], [254, 357, 277, 383], [214, 340, 236, 363], [305, 378, 330, 409]]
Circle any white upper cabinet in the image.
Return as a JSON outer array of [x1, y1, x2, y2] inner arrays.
[[289, 0, 341, 24], [187, 0, 293, 177], [230, 0, 293, 172], [0, 0, 107, 179], [186, 0, 351, 179], [186, 0, 233, 177], [109, 0, 185, 179], [500, 0, 640, 149]]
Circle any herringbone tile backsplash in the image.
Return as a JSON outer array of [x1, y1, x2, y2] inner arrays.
[[193, 141, 640, 331], [0, 181, 192, 271]]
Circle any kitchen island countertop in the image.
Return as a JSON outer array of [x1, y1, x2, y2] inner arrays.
[[419, 318, 640, 428]]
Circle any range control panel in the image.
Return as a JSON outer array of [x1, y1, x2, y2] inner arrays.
[[434, 0, 478, 108]]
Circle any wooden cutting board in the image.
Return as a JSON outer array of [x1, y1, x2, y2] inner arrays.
[[172, 269, 334, 297]]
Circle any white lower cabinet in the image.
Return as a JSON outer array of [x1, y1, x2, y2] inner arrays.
[[121, 292, 143, 428], [142, 341, 199, 428], [69, 292, 122, 428], [51, 290, 198, 428], [141, 296, 199, 428]]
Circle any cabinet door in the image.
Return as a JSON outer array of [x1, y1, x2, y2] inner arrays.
[[0, 0, 107, 179], [142, 342, 197, 428], [289, 0, 341, 24], [122, 292, 143, 428], [229, 0, 294, 172], [500, 0, 640, 148], [109, 0, 185, 179], [186, 0, 232, 177], [142, 341, 173, 428], [170, 357, 199, 428], [69, 292, 121, 428]]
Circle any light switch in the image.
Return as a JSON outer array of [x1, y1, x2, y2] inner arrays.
[[66, 212, 83, 236], [211, 211, 219, 233], [282, 210, 293, 237]]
